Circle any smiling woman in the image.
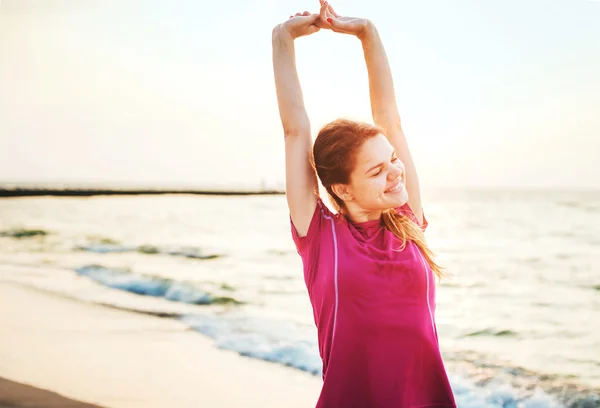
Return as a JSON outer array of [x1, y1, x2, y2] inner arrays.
[[272, 1, 455, 407], [314, 125, 409, 219]]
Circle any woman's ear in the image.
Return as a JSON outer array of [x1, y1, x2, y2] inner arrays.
[[332, 183, 353, 202]]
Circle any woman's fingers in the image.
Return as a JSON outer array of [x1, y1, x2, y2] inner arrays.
[[285, 8, 327, 37], [319, 1, 331, 27], [319, 0, 340, 18], [327, 16, 348, 30], [289, 11, 319, 21], [328, 3, 340, 18], [305, 13, 321, 34], [325, 15, 348, 32], [282, 11, 322, 38]]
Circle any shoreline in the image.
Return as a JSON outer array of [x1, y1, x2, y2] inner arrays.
[[0, 282, 321, 408]]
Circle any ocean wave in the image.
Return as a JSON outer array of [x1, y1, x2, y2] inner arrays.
[[75, 265, 242, 305], [180, 313, 323, 375], [266, 249, 296, 256], [75, 244, 221, 260], [558, 201, 600, 213], [451, 379, 565, 408], [178, 313, 576, 407], [463, 328, 519, 338], [264, 275, 296, 281], [440, 280, 485, 288], [445, 350, 600, 407], [0, 228, 49, 238], [75, 244, 135, 253]]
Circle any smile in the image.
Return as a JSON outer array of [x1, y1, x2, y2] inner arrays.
[[385, 179, 403, 193]]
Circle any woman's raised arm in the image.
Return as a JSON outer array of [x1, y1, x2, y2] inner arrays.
[[361, 24, 424, 224], [272, 10, 322, 237], [319, 1, 425, 225]]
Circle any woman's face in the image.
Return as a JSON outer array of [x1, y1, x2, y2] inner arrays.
[[346, 134, 408, 211]]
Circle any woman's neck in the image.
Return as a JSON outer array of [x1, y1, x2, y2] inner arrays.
[[342, 203, 383, 224]]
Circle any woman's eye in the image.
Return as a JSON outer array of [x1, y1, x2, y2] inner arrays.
[[373, 170, 382, 177], [391, 157, 398, 162]]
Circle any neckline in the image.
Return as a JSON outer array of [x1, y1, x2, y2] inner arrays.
[[349, 216, 383, 230]]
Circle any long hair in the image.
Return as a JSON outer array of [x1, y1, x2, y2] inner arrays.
[[312, 118, 445, 280]]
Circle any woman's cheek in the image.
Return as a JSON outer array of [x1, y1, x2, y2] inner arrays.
[[374, 176, 387, 193]]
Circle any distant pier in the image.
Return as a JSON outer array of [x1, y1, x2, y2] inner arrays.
[[0, 187, 285, 197]]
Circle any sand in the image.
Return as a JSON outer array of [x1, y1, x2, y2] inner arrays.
[[0, 376, 104, 407], [0, 282, 321, 408]]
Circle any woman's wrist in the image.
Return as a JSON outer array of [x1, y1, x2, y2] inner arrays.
[[356, 19, 376, 42], [272, 24, 295, 43]]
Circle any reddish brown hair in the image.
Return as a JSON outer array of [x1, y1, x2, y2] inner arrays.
[[312, 119, 445, 280]]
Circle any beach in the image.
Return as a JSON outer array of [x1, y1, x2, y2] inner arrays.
[[0, 280, 321, 408], [1, 193, 599, 407]]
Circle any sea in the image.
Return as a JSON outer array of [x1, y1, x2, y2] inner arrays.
[[1, 188, 599, 407]]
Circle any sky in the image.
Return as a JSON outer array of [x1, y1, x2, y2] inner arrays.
[[0, 0, 599, 190]]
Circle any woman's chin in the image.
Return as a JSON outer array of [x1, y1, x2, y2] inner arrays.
[[384, 188, 408, 206]]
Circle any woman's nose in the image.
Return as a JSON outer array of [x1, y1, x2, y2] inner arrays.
[[389, 164, 403, 179]]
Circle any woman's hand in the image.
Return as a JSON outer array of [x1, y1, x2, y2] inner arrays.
[[274, 11, 321, 40], [317, 0, 371, 38]]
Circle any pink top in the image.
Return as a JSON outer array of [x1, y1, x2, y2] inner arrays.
[[291, 198, 456, 408]]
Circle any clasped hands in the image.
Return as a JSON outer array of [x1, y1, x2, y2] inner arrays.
[[275, 0, 371, 40]]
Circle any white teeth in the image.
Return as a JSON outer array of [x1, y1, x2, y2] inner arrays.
[[386, 181, 402, 193]]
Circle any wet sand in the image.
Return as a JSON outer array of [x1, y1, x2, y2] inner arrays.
[[0, 282, 321, 408], [0, 376, 104, 407]]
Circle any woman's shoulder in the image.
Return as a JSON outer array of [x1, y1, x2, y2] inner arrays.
[[395, 202, 428, 231]]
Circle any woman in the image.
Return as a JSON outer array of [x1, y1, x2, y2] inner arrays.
[[272, 2, 456, 407]]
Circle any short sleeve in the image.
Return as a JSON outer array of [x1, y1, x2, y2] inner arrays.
[[290, 197, 333, 256], [396, 202, 428, 232], [289, 197, 338, 287]]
